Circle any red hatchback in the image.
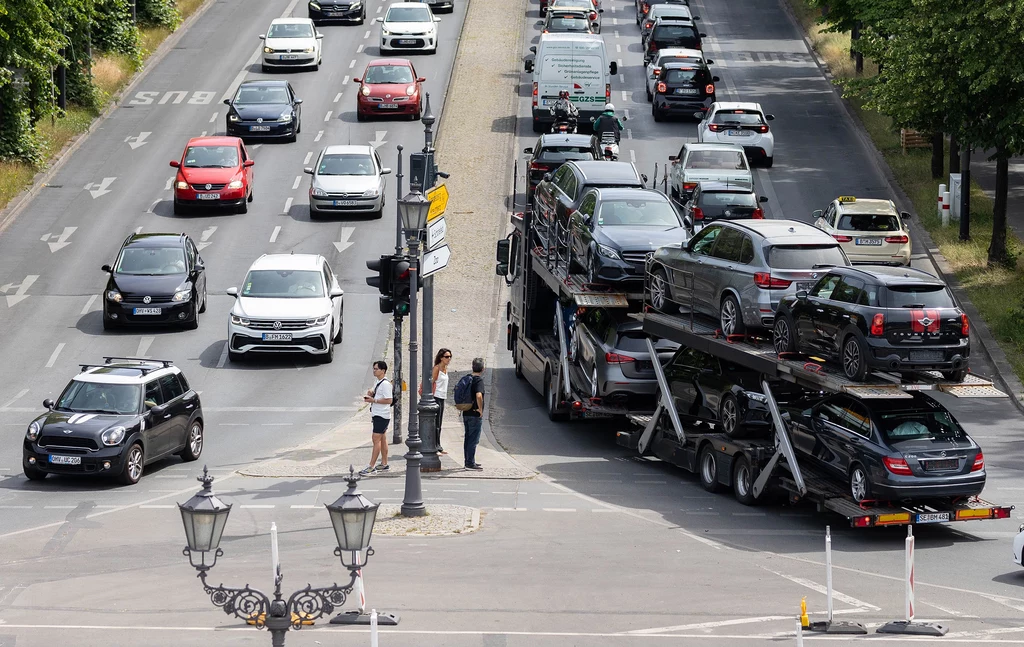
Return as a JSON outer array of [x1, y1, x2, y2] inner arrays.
[[355, 59, 424, 122], [170, 136, 254, 215]]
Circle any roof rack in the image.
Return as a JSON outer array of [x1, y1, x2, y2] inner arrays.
[[76, 357, 175, 376]]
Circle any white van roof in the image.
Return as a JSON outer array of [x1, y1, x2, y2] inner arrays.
[[538, 33, 605, 47]]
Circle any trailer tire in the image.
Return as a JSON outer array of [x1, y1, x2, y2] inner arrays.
[[545, 370, 568, 422], [699, 444, 723, 493], [732, 455, 758, 505], [849, 464, 872, 503]]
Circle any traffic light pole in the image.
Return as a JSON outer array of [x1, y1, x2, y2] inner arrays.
[[392, 146, 405, 445]]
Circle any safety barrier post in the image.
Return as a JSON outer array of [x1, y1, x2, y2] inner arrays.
[[941, 191, 951, 227], [329, 569, 401, 626], [805, 526, 866, 634], [877, 527, 948, 635], [938, 183, 946, 218], [370, 609, 379, 647]]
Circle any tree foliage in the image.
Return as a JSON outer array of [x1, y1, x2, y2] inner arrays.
[[92, 0, 140, 58], [137, 0, 181, 30]]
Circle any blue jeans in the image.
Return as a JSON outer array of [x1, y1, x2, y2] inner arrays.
[[463, 415, 482, 467]]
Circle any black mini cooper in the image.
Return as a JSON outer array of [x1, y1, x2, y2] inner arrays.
[[23, 358, 204, 484], [773, 266, 970, 382]]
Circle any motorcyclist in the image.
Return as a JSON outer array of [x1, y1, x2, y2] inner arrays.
[[550, 90, 579, 129], [592, 103, 624, 143]]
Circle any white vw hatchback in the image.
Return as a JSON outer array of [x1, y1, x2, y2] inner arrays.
[[226, 254, 344, 363], [376, 3, 441, 55], [260, 18, 323, 71]]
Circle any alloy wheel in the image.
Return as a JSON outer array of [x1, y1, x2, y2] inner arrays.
[[649, 270, 668, 310], [843, 338, 861, 378], [188, 422, 203, 457], [721, 397, 738, 435], [773, 318, 791, 354], [721, 298, 739, 335], [126, 446, 143, 482], [735, 462, 751, 498], [850, 468, 868, 502]]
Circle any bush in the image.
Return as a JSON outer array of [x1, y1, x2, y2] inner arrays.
[[92, 0, 141, 59], [137, 0, 181, 29], [0, 88, 44, 164]]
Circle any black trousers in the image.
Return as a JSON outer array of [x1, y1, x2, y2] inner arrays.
[[435, 397, 445, 448]]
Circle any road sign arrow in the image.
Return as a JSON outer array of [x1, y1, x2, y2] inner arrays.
[[46, 226, 77, 253], [421, 244, 451, 278], [86, 177, 116, 199], [196, 226, 218, 251], [4, 275, 38, 307], [333, 227, 356, 253], [125, 131, 152, 150], [369, 130, 388, 148]]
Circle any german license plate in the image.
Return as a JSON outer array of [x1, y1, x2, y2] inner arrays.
[[856, 237, 883, 246], [915, 512, 950, 523], [49, 455, 81, 465], [262, 332, 292, 341], [910, 349, 944, 362], [796, 281, 814, 291], [635, 360, 654, 371], [133, 307, 161, 315], [922, 459, 958, 471], [674, 88, 698, 95], [727, 129, 749, 136], [325, 11, 340, 16], [283, 54, 298, 60], [379, 103, 399, 109], [333, 200, 356, 206], [250, 125, 271, 132], [196, 193, 220, 200], [398, 39, 416, 45]]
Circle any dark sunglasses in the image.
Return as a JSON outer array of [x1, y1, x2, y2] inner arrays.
[[442, 355, 452, 358]]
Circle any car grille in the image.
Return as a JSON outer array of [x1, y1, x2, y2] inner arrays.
[[391, 39, 427, 48], [122, 295, 173, 304], [191, 183, 227, 191], [246, 319, 310, 330], [39, 436, 98, 451], [232, 334, 327, 350], [367, 97, 409, 102], [319, 3, 351, 9], [322, 192, 366, 199], [621, 251, 652, 265]]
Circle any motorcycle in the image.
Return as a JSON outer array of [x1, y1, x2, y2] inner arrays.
[[590, 115, 628, 160], [549, 101, 579, 134]]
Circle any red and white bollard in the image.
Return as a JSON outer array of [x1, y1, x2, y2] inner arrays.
[[905, 526, 915, 622], [941, 191, 951, 227], [877, 526, 947, 635], [937, 184, 946, 218]]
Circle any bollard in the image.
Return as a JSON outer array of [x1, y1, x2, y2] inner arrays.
[[877, 526, 948, 635], [800, 597, 809, 628], [329, 569, 401, 626], [356, 568, 366, 614], [937, 183, 946, 218], [806, 527, 866, 634], [906, 526, 915, 622], [795, 618, 804, 646], [941, 192, 951, 227], [370, 609, 379, 647]]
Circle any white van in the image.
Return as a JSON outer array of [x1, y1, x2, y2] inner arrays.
[[525, 33, 617, 133]]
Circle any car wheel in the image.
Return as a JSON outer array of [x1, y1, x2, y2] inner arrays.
[[719, 294, 745, 335], [718, 394, 741, 437], [287, 128, 298, 144], [764, 156, 774, 168], [733, 455, 758, 505], [179, 420, 204, 462], [941, 368, 967, 382], [228, 349, 245, 363], [590, 366, 599, 399], [333, 315, 344, 343], [319, 339, 335, 364], [24, 463, 47, 481], [568, 325, 579, 362], [357, 110, 366, 122], [586, 253, 599, 284], [173, 200, 186, 216], [648, 266, 671, 311], [261, 64, 270, 73], [773, 314, 796, 355], [359, 9, 366, 23], [119, 443, 145, 485], [413, 111, 421, 121], [841, 334, 868, 381], [199, 288, 207, 314], [699, 443, 722, 493], [652, 106, 663, 122], [545, 370, 568, 421], [102, 315, 117, 331], [247, 189, 254, 203], [849, 464, 872, 503]]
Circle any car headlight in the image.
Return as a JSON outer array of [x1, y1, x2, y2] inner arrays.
[[227, 179, 243, 189], [349, 1, 361, 7], [106, 290, 122, 303], [361, 86, 371, 96], [310, 0, 321, 7], [382, 29, 392, 36], [172, 281, 193, 302], [306, 314, 331, 326], [229, 114, 240, 122], [26, 420, 41, 442], [745, 391, 768, 404], [597, 243, 621, 260], [175, 180, 189, 190], [303, 47, 315, 53], [279, 111, 293, 123], [231, 314, 251, 327], [264, 47, 275, 53], [311, 187, 328, 197], [101, 426, 126, 447], [362, 188, 380, 197], [406, 85, 416, 96]]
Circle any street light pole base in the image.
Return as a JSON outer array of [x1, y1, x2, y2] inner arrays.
[[876, 620, 948, 636], [329, 610, 401, 625]]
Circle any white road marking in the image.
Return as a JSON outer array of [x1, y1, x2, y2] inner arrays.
[[349, 60, 356, 69], [624, 108, 630, 118], [626, 616, 795, 635], [369, 130, 388, 147], [209, 112, 217, 123], [216, 341, 229, 368], [196, 225, 217, 251], [626, 128, 633, 139], [542, 508, 576, 512], [619, 73, 625, 83], [269, 226, 281, 243], [84, 177, 116, 198], [134, 226, 143, 235], [364, 30, 371, 38], [81, 294, 98, 315], [492, 507, 526, 511], [616, 43, 621, 53], [43, 506, 76, 510], [357, 44, 364, 53], [376, 5, 382, 11], [124, 132, 152, 149], [2, 275, 38, 307], [333, 227, 356, 252], [147, 199, 159, 213], [303, 151, 313, 164], [592, 509, 619, 513], [342, 75, 350, 85], [630, 149, 636, 164], [0, 389, 28, 410], [139, 505, 176, 509], [314, 130, 323, 142], [759, 566, 880, 610], [283, 197, 293, 213], [614, 30, 620, 37], [291, 505, 318, 509], [620, 90, 629, 102], [164, 177, 173, 191], [324, 111, 333, 121], [44, 343, 65, 368], [200, 131, 207, 137], [292, 176, 301, 190], [261, 423, 293, 426], [240, 505, 275, 509], [491, 491, 520, 495], [135, 336, 154, 358], [334, 92, 342, 103], [635, 480, 665, 484], [0, 506, 32, 510]]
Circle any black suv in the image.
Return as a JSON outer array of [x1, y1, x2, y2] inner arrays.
[[102, 233, 208, 330], [524, 134, 600, 196], [773, 266, 971, 381], [532, 161, 647, 245], [644, 20, 706, 64], [652, 59, 717, 121], [23, 358, 204, 485]]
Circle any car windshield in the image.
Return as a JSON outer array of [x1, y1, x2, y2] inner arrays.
[[538, 146, 595, 162], [712, 110, 764, 126], [235, 85, 290, 104], [115, 247, 186, 275], [267, 23, 314, 38], [318, 153, 376, 176], [596, 199, 681, 227], [56, 381, 142, 415], [364, 65, 415, 84], [242, 270, 324, 298], [883, 285, 955, 308], [183, 145, 238, 168], [766, 244, 846, 269], [386, 6, 431, 21], [837, 213, 900, 232], [878, 410, 967, 445], [548, 17, 590, 30], [685, 149, 748, 170]]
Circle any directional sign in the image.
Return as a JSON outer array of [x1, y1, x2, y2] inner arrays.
[[369, 130, 388, 148], [196, 225, 217, 251], [41, 226, 77, 253], [333, 227, 355, 253], [420, 244, 451, 278], [426, 217, 447, 251], [124, 132, 151, 150], [84, 177, 116, 199], [426, 183, 448, 223]]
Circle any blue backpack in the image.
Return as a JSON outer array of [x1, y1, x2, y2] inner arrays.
[[453, 374, 475, 411]]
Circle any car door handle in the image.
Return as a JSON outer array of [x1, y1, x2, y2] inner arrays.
[[185, 404, 195, 409], [162, 414, 171, 419], [697, 258, 704, 264], [815, 308, 824, 313]]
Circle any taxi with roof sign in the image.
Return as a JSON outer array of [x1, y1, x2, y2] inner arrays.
[[812, 196, 913, 266]]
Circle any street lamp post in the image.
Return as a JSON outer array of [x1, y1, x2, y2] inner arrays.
[[392, 145, 405, 445], [397, 191, 436, 517], [178, 466, 392, 645], [419, 95, 442, 472]]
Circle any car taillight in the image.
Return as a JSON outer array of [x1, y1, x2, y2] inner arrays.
[[708, 123, 722, 132], [961, 313, 970, 336], [753, 272, 791, 289], [650, 42, 658, 52], [884, 234, 909, 244], [606, 83, 611, 101], [543, 29, 548, 32], [752, 208, 764, 219], [532, 82, 538, 107], [530, 162, 550, 171], [605, 352, 637, 364], [705, 84, 715, 94], [758, 125, 769, 133], [653, 67, 661, 76], [645, 20, 653, 29], [683, 182, 697, 192], [692, 207, 704, 221], [883, 456, 913, 475], [589, 11, 597, 20], [656, 82, 667, 93], [972, 451, 984, 472], [870, 313, 885, 336], [832, 234, 852, 242]]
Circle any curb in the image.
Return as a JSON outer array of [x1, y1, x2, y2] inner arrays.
[[777, 0, 1024, 416], [0, 0, 221, 236]]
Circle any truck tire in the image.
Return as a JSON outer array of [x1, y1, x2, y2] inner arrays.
[[698, 444, 723, 493], [732, 455, 758, 505], [545, 370, 568, 422]]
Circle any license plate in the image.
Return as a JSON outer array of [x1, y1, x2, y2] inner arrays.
[[922, 458, 958, 471], [325, 11, 340, 15], [635, 360, 654, 371], [910, 349, 944, 362], [133, 307, 161, 315], [49, 455, 81, 465], [398, 39, 417, 45], [283, 54, 298, 60], [856, 237, 883, 246], [916, 512, 950, 523], [333, 200, 356, 206], [379, 103, 399, 109], [727, 129, 750, 136], [250, 125, 271, 132], [796, 281, 814, 291], [674, 88, 698, 95], [196, 193, 220, 200], [262, 332, 292, 341]]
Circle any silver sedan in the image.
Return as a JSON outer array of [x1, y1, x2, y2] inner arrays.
[[305, 145, 391, 219]]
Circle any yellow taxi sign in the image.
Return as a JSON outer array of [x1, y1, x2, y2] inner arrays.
[[838, 196, 857, 203], [427, 183, 449, 222]]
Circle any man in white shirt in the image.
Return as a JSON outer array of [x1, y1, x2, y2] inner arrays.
[[360, 361, 394, 475]]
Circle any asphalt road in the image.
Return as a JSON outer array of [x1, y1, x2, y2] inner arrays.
[[0, 0, 468, 527]]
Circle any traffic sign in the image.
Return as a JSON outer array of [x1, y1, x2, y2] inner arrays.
[[421, 244, 451, 278], [426, 216, 447, 250], [426, 183, 448, 222]]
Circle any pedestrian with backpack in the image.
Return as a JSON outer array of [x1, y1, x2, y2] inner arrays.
[[453, 357, 485, 470], [360, 361, 393, 475]]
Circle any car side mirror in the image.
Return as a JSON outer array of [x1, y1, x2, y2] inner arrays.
[[496, 237, 511, 265], [226, 287, 238, 297], [329, 287, 344, 298], [150, 403, 167, 415], [692, 111, 704, 120], [381, 167, 392, 175], [223, 98, 231, 105], [295, 98, 303, 104], [169, 160, 180, 168], [259, 34, 266, 39], [101, 264, 112, 273], [529, 45, 537, 54], [759, 196, 769, 203], [811, 209, 823, 220], [796, 290, 808, 300], [316, 33, 324, 39], [901, 211, 911, 220], [706, 59, 714, 64], [543, 172, 552, 182], [523, 147, 534, 154], [303, 167, 314, 175], [766, 114, 775, 121], [43, 399, 54, 409], [700, 32, 707, 37], [244, 159, 255, 167], [609, 61, 618, 75], [353, 77, 362, 83], [712, 75, 720, 82], [195, 260, 205, 271], [416, 77, 426, 82], [668, 155, 678, 162]]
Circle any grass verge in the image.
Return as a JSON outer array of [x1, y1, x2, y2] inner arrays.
[[787, 0, 1024, 385], [0, 0, 208, 215]]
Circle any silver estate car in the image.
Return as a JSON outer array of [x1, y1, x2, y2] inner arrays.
[[305, 145, 391, 220], [647, 219, 851, 335]]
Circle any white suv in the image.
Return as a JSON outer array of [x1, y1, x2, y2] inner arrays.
[[695, 101, 776, 168], [226, 254, 344, 363], [376, 3, 440, 55]]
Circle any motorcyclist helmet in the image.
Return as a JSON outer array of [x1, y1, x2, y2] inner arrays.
[[560, 90, 570, 100], [604, 103, 615, 111]]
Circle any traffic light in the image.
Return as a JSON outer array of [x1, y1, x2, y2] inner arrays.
[[392, 258, 411, 317], [366, 255, 394, 314]]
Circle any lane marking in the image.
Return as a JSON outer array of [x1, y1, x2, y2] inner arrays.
[[0, 506, 32, 510], [303, 151, 313, 165], [269, 226, 281, 243], [349, 60, 356, 69], [492, 507, 526, 511], [291, 505, 318, 509], [209, 112, 217, 123], [542, 508, 576, 512], [363, 30, 371, 38], [1, 389, 29, 410], [314, 130, 323, 142], [136, 336, 155, 358], [292, 176, 301, 190], [758, 566, 880, 611], [220, 0, 306, 102], [164, 177, 173, 191], [261, 423, 293, 426], [44, 343, 65, 368], [146, 199, 159, 213], [324, 111, 333, 122], [626, 616, 794, 635], [283, 197, 293, 213], [81, 294, 98, 315], [357, 44, 364, 53], [630, 149, 636, 164], [619, 73, 625, 83], [376, 5, 382, 12], [240, 505, 275, 509], [616, 43, 621, 53], [342, 75, 350, 85], [216, 341, 229, 369], [620, 90, 629, 102], [334, 92, 342, 103]]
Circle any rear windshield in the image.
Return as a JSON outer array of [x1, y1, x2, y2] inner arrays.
[[616, 331, 677, 352], [882, 285, 956, 309], [685, 149, 748, 170], [652, 25, 700, 43], [837, 213, 900, 232], [663, 68, 704, 84], [766, 245, 846, 270], [878, 410, 967, 445], [548, 17, 590, 30], [711, 110, 764, 126], [597, 198, 681, 227], [700, 192, 757, 208], [538, 146, 595, 163]]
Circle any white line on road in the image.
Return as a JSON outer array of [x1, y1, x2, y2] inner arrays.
[[363, 30, 371, 38], [164, 177, 173, 191], [314, 130, 323, 142], [81, 294, 98, 314], [619, 73, 625, 83], [209, 112, 217, 123], [626, 616, 794, 635], [269, 226, 281, 243], [542, 508, 576, 512], [342, 75, 350, 85], [2, 389, 29, 410], [240, 505, 275, 509], [616, 43, 621, 53], [324, 111, 333, 121], [592, 509, 619, 513], [261, 423, 293, 426], [292, 176, 301, 190], [334, 92, 342, 103], [200, 131, 207, 137], [492, 508, 526, 511], [626, 128, 633, 139], [614, 30, 619, 37], [147, 199, 159, 213], [136, 336, 154, 358], [43, 506, 76, 509], [620, 90, 629, 102], [349, 60, 355, 69], [491, 491, 520, 495], [303, 151, 313, 164], [216, 341, 229, 369], [376, 5, 382, 11], [283, 197, 293, 213], [759, 566, 880, 611], [44, 343, 65, 368], [220, 0, 305, 102], [630, 149, 636, 164], [357, 44, 364, 53], [624, 108, 630, 119], [0, 506, 31, 510], [139, 505, 176, 509], [291, 505, 318, 509]]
